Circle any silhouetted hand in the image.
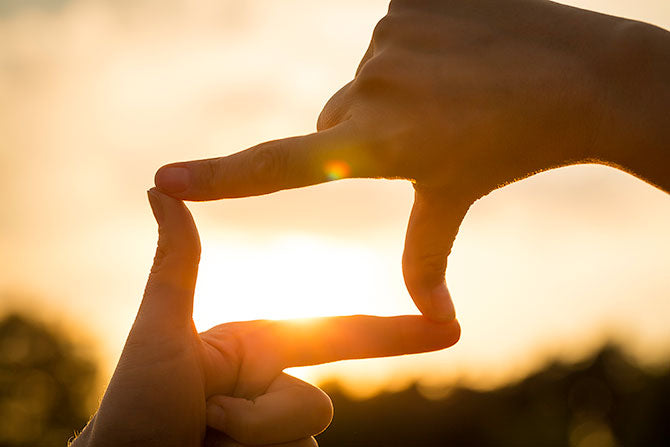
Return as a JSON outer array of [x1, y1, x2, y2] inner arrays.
[[71, 189, 460, 447], [154, 0, 669, 322]]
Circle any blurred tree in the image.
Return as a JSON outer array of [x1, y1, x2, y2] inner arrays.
[[0, 313, 97, 447], [318, 345, 670, 446], [1, 309, 667, 446]]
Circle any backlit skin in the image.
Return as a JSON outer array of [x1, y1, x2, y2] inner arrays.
[[324, 160, 351, 181], [155, 0, 669, 324], [71, 190, 460, 447]]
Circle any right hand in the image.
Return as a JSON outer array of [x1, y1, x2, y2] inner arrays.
[[154, 0, 665, 322]]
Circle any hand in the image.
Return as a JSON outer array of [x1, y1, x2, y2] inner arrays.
[[153, 0, 669, 322], [71, 189, 460, 447]]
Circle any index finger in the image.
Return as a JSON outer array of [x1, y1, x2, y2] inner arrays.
[[252, 315, 461, 369], [217, 314, 460, 399], [155, 123, 373, 201], [283, 315, 460, 368]]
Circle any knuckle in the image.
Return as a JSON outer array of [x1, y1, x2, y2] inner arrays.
[[353, 57, 396, 95], [316, 108, 333, 132], [234, 321, 277, 360], [371, 14, 399, 45], [348, 118, 409, 178], [388, 0, 415, 13], [419, 253, 447, 278], [317, 102, 342, 132], [317, 83, 352, 131], [404, 249, 447, 281], [249, 141, 289, 191], [239, 330, 265, 354], [353, 45, 411, 98], [204, 158, 223, 193]]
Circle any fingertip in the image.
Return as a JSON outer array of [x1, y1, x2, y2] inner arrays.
[[411, 316, 461, 352], [445, 318, 461, 347], [146, 187, 201, 272], [147, 188, 197, 232], [155, 164, 191, 194], [147, 188, 164, 223]]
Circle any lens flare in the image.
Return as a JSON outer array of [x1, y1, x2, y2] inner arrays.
[[324, 160, 351, 180]]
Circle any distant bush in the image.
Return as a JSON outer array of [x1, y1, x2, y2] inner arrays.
[[318, 345, 670, 447], [2, 310, 668, 446], [0, 313, 97, 447]]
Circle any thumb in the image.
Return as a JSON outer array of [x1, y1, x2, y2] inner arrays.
[[139, 188, 201, 328], [402, 187, 469, 322]]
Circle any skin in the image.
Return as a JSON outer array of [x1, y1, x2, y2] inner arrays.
[[153, 0, 669, 323], [71, 189, 461, 447]]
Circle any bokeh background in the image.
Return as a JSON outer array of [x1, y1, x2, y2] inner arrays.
[[1, 0, 669, 445]]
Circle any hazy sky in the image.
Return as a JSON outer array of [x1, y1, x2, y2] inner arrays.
[[1, 0, 669, 397]]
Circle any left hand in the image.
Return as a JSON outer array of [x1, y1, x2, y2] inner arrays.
[[71, 189, 461, 447]]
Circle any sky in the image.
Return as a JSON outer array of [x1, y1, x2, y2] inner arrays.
[[1, 0, 669, 398]]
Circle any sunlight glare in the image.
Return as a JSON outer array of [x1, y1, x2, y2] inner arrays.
[[324, 160, 351, 181], [192, 233, 387, 332]]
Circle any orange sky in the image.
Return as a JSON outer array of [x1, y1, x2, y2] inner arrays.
[[1, 0, 669, 398]]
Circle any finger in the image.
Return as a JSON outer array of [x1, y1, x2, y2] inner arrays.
[[217, 314, 459, 370], [316, 81, 354, 132], [402, 187, 470, 322], [273, 315, 461, 368], [140, 188, 201, 328], [208, 315, 460, 398], [154, 123, 375, 201], [206, 374, 331, 445], [204, 428, 317, 447]]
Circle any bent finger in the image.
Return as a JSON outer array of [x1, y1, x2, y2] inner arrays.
[[402, 187, 470, 322], [206, 373, 331, 446], [155, 123, 374, 201]]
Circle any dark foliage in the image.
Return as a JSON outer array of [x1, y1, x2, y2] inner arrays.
[[318, 345, 670, 447], [0, 313, 97, 447], [1, 310, 668, 447]]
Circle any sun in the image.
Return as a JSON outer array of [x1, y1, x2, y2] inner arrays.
[[191, 233, 394, 332]]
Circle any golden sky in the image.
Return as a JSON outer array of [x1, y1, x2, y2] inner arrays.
[[1, 0, 669, 398]]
